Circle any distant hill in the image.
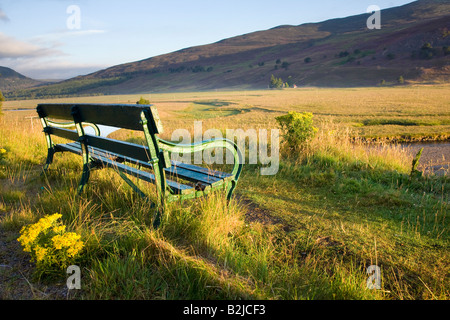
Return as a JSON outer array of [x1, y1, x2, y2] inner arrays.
[[0, 66, 44, 93], [7, 0, 450, 98]]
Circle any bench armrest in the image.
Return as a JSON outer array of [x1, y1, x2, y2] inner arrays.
[[158, 138, 243, 180], [46, 119, 101, 136]]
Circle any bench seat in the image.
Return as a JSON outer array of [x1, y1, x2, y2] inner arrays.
[[55, 141, 233, 195]]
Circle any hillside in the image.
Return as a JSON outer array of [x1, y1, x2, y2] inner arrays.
[[7, 0, 450, 98], [0, 66, 43, 93]]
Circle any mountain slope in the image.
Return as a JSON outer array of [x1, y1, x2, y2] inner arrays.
[[8, 0, 450, 98], [0, 66, 43, 93]]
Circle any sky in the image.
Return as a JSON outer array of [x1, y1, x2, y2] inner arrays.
[[0, 0, 416, 80]]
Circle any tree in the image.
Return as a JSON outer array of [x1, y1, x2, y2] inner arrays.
[[397, 75, 404, 84], [269, 75, 284, 89], [304, 57, 312, 63]]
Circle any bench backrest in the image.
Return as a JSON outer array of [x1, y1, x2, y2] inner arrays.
[[37, 103, 163, 133], [36, 103, 169, 165]]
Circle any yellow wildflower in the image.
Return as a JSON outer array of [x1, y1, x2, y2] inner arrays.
[[52, 225, 66, 234], [35, 246, 48, 262]]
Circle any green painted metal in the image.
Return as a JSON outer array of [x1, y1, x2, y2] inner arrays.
[[36, 103, 243, 228]]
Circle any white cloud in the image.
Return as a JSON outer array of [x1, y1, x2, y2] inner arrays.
[[0, 32, 108, 79], [33, 29, 107, 42], [0, 32, 62, 59], [0, 31, 108, 79]]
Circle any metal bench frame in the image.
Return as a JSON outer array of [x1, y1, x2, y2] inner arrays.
[[36, 103, 243, 227]]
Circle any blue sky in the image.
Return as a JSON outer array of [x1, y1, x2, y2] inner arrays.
[[0, 0, 416, 79]]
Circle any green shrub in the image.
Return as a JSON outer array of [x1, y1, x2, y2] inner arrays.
[[136, 97, 150, 105], [276, 112, 318, 154]]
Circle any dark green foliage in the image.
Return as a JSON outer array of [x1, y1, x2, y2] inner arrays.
[[269, 74, 284, 89], [304, 57, 312, 63], [136, 97, 150, 105]]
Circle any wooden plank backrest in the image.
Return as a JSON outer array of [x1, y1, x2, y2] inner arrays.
[[37, 103, 163, 133], [73, 104, 163, 133], [37, 103, 167, 165], [37, 104, 73, 121]]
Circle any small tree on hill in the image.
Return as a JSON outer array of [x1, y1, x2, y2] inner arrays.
[[269, 75, 284, 89], [136, 96, 150, 105]]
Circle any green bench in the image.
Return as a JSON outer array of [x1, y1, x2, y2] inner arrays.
[[36, 103, 243, 227]]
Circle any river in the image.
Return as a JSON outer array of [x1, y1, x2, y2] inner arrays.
[[397, 141, 449, 175]]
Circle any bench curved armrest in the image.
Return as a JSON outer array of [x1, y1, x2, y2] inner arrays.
[[46, 119, 101, 136], [158, 138, 243, 180]]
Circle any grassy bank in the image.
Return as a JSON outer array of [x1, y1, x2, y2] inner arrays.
[[0, 96, 448, 300]]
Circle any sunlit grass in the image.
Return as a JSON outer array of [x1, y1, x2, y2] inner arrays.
[[0, 86, 448, 300]]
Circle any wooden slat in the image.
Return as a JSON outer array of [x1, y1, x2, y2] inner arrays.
[[84, 134, 151, 163], [165, 166, 223, 186], [172, 160, 232, 179], [91, 154, 193, 195], [37, 104, 73, 121], [38, 103, 163, 133], [45, 127, 79, 141], [74, 104, 163, 132], [54, 142, 82, 154]]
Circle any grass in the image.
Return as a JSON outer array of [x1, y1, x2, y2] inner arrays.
[[0, 86, 449, 300]]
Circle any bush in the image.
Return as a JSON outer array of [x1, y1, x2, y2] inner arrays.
[[276, 112, 318, 155], [136, 97, 150, 105]]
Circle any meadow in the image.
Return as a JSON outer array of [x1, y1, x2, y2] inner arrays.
[[0, 86, 449, 300]]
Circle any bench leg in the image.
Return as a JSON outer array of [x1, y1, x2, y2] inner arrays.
[[42, 148, 55, 173], [153, 206, 163, 229], [227, 180, 237, 201], [77, 163, 91, 194]]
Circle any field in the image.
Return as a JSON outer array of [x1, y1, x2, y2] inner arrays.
[[0, 86, 449, 300]]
